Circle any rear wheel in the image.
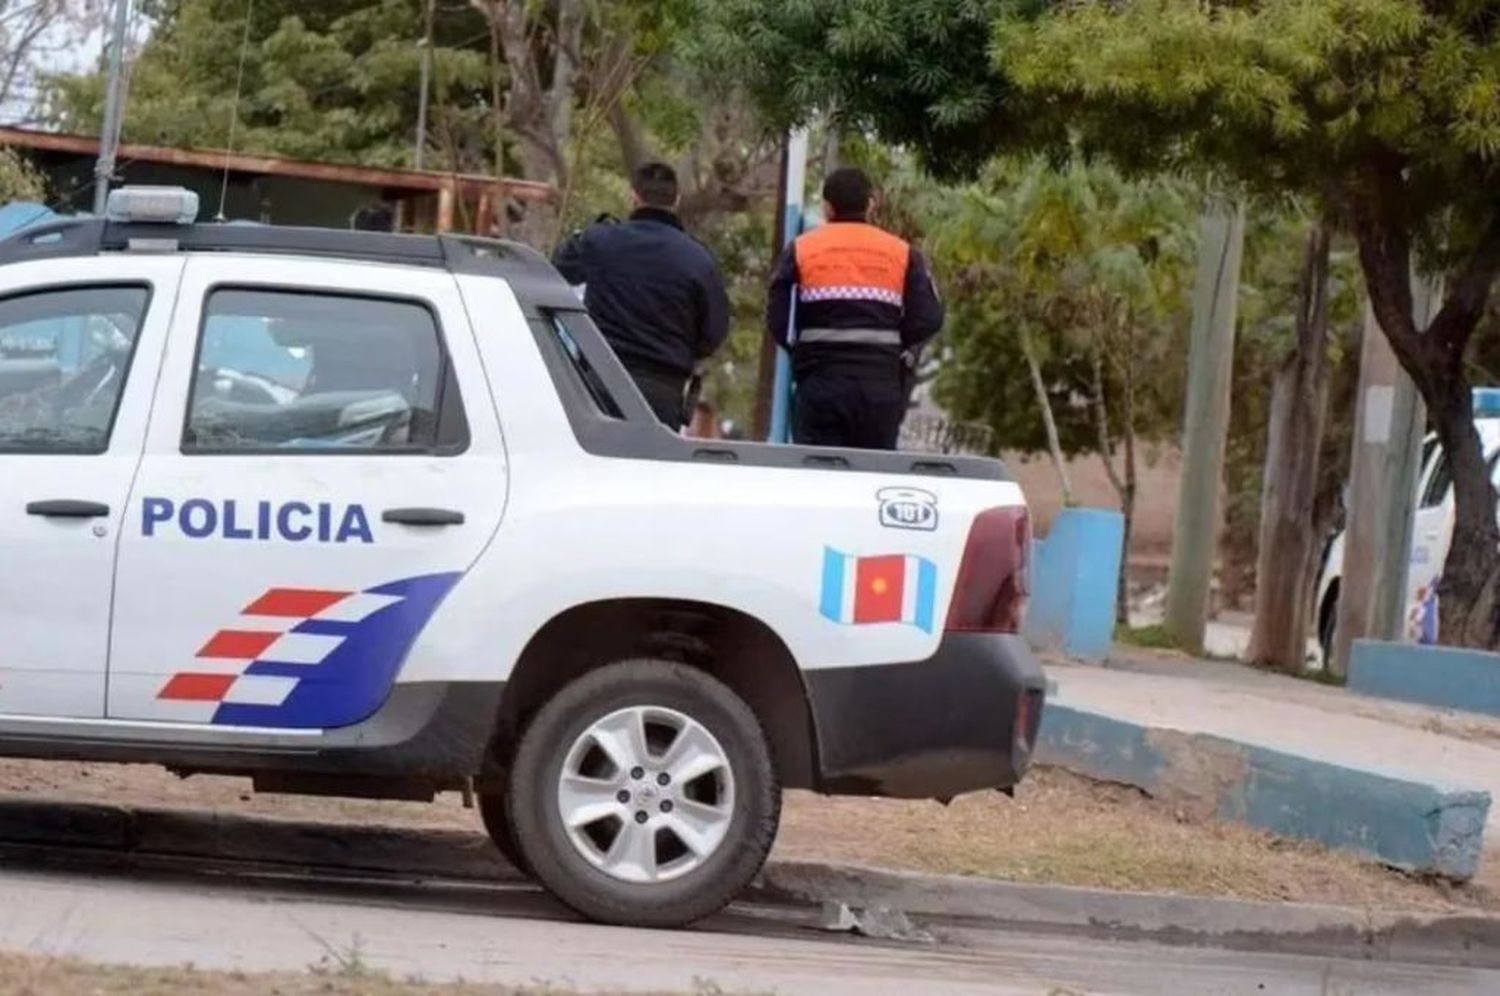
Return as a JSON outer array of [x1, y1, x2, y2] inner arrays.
[[508, 659, 779, 927]]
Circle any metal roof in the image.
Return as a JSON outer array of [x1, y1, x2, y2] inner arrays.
[[0, 126, 554, 202]]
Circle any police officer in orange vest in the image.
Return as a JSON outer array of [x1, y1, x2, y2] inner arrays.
[[766, 168, 944, 450]]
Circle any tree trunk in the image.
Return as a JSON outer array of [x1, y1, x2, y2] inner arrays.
[[1247, 224, 1333, 671], [473, 0, 585, 249], [608, 102, 648, 175], [1347, 171, 1500, 648], [486, 8, 508, 237], [1429, 380, 1500, 646], [1022, 327, 1074, 505], [1088, 336, 1130, 623], [1120, 321, 1140, 626]]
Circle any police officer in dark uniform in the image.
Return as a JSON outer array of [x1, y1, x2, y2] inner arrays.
[[553, 162, 730, 431], [766, 167, 944, 450]]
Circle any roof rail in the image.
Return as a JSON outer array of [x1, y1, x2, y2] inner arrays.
[[0, 219, 584, 317]]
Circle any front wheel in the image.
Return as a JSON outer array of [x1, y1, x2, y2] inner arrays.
[[508, 659, 780, 928]]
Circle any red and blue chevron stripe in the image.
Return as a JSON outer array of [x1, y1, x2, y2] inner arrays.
[[158, 572, 461, 728]]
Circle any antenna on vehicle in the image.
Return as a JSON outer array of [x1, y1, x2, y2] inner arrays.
[[215, 0, 257, 223]]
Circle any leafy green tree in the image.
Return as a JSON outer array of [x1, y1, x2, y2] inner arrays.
[[686, 0, 1053, 181], [0, 148, 46, 203], [47, 0, 491, 169], [999, 1, 1500, 648], [923, 157, 1193, 618]]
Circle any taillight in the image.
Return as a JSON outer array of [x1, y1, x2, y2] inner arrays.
[[945, 506, 1031, 633]]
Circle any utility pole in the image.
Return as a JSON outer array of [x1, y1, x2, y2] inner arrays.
[[1334, 306, 1403, 675], [766, 129, 810, 444], [1163, 199, 1246, 653], [92, 0, 132, 215], [1338, 276, 1443, 670], [413, 0, 436, 171], [751, 139, 791, 440], [1373, 276, 1443, 639]]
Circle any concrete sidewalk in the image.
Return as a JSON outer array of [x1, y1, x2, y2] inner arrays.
[[1042, 651, 1500, 881]]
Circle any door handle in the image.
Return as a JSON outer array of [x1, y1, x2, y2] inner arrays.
[[26, 499, 111, 518], [382, 507, 465, 527]]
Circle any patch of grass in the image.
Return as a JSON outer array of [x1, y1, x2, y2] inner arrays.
[[1240, 656, 1346, 686], [309, 932, 375, 980], [774, 767, 1497, 913], [0, 952, 737, 996], [1301, 666, 1348, 687], [1115, 623, 1188, 652]]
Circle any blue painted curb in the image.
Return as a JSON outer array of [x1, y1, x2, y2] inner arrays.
[[1036, 701, 1490, 880], [1024, 507, 1123, 661], [1349, 639, 1500, 718]]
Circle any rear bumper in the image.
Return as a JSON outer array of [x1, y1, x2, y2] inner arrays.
[[803, 633, 1046, 800]]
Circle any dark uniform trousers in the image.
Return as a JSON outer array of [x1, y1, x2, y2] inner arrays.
[[792, 373, 907, 450], [622, 356, 688, 431]]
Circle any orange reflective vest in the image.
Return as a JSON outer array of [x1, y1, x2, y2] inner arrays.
[[793, 223, 911, 309]]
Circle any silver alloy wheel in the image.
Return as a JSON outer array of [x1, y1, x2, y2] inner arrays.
[[556, 705, 735, 884]]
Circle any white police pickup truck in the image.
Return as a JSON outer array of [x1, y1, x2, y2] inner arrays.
[[1315, 389, 1500, 659], [0, 187, 1044, 927]]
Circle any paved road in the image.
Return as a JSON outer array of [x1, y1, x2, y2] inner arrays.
[[0, 859, 1493, 995]]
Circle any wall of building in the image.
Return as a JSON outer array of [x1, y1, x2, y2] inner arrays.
[[1006, 448, 1183, 564], [34, 155, 396, 229]]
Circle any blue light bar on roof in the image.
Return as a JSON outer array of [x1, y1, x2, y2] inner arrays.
[[1474, 387, 1500, 417]]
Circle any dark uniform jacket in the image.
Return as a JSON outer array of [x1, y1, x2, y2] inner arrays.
[[765, 219, 944, 381], [552, 207, 730, 380]]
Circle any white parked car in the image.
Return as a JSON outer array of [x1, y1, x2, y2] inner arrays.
[[0, 188, 1045, 927], [1315, 393, 1500, 660]]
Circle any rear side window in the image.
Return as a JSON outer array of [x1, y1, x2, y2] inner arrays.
[[183, 288, 468, 453], [1421, 450, 1452, 508], [547, 314, 623, 418], [0, 284, 149, 454]]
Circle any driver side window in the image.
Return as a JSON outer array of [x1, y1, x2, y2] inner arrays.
[[184, 288, 467, 454], [0, 284, 149, 454]]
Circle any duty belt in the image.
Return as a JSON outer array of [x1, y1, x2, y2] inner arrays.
[[796, 327, 902, 347]]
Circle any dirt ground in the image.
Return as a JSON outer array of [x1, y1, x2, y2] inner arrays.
[[0, 757, 1490, 915]]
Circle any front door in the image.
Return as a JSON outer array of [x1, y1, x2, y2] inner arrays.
[[0, 257, 182, 717], [107, 255, 507, 728]]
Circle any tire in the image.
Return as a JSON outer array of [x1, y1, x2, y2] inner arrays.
[[508, 659, 780, 928], [477, 790, 531, 876], [1319, 592, 1338, 667]]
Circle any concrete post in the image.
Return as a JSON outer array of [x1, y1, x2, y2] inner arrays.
[[1359, 276, 1443, 650], [1334, 306, 1404, 675], [1164, 200, 1246, 653]]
